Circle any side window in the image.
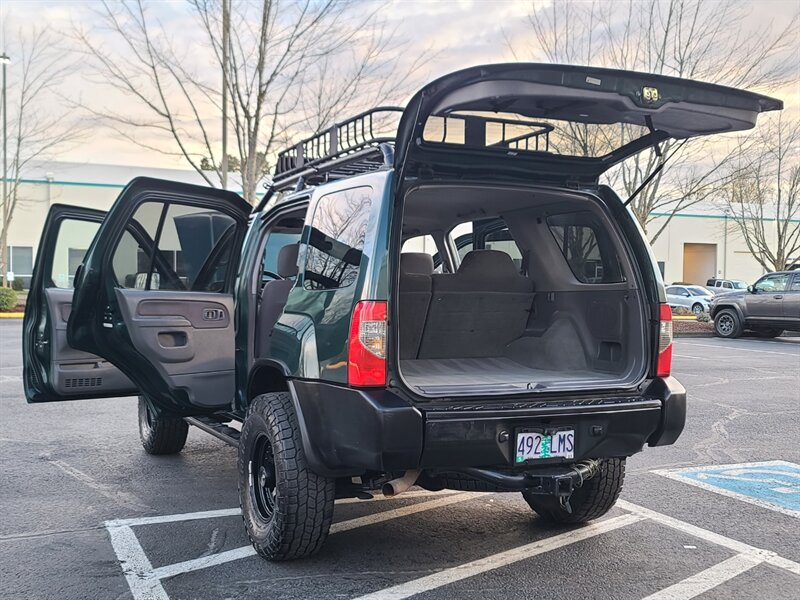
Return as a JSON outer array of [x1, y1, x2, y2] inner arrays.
[[50, 219, 101, 288], [547, 213, 624, 284], [723, 281, 732, 289], [790, 276, 800, 292], [303, 187, 372, 291], [111, 202, 236, 292], [754, 273, 789, 293], [666, 286, 679, 295]]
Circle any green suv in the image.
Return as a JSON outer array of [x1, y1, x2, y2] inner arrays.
[[23, 64, 780, 560]]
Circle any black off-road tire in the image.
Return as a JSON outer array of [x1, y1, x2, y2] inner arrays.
[[713, 309, 743, 338], [522, 458, 625, 524], [137, 396, 189, 455], [238, 392, 335, 561]]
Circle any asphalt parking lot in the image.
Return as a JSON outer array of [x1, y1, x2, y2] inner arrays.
[[1, 319, 799, 600]]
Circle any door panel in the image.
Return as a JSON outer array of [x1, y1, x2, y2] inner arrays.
[[44, 288, 136, 395], [115, 290, 235, 407], [67, 177, 251, 415], [746, 273, 789, 320], [24, 205, 138, 403]]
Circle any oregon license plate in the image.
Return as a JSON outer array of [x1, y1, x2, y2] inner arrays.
[[515, 430, 575, 463]]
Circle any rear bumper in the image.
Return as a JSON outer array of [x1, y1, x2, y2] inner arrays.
[[289, 376, 686, 477]]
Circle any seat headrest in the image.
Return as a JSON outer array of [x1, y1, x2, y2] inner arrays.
[[277, 243, 300, 278], [458, 250, 520, 278], [400, 252, 434, 276]]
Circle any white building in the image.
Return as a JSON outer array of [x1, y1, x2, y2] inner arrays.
[[3, 160, 786, 289]]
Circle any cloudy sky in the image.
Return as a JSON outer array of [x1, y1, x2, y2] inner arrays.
[[1, 0, 798, 172]]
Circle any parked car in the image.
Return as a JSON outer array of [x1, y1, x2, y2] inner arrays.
[[666, 285, 714, 315], [710, 271, 800, 338], [706, 278, 748, 294], [24, 64, 782, 560]]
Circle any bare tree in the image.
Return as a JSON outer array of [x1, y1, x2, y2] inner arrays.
[[0, 26, 85, 287], [509, 0, 799, 241], [73, 0, 428, 205], [720, 115, 800, 272]]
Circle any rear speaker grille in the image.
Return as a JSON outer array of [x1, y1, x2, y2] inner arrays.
[[65, 377, 103, 388]]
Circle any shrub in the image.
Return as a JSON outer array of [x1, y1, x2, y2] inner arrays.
[[0, 287, 18, 312], [11, 279, 23, 291]]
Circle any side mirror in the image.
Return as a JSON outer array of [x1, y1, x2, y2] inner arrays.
[[682, 292, 690, 297], [747, 285, 755, 293]]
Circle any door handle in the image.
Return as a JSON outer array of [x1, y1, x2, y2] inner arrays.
[[773, 294, 784, 299]]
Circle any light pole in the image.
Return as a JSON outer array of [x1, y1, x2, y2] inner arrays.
[[1, 53, 9, 288]]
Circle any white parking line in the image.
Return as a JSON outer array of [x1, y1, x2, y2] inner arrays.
[[352, 513, 644, 600], [653, 462, 800, 519], [107, 492, 481, 599], [106, 494, 800, 600], [641, 554, 763, 600], [617, 500, 800, 576], [678, 342, 800, 357]]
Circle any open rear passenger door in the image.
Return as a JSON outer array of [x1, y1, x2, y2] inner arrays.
[[24, 205, 139, 403], [65, 177, 251, 415]]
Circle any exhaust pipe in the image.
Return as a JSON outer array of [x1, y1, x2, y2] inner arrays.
[[382, 470, 420, 497]]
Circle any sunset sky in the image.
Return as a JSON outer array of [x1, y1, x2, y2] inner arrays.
[[1, 0, 798, 171]]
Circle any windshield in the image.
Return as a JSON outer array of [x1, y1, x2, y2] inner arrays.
[[732, 281, 747, 289], [687, 286, 710, 296]]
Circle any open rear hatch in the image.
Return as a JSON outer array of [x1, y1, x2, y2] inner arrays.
[[394, 63, 781, 185], [393, 64, 780, 399]]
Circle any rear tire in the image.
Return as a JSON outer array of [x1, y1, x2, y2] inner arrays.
[[713, 309, 742, 338], [238, 392, 335, 561], [137, 396, 189, 455], [522, 458, 625, 524]]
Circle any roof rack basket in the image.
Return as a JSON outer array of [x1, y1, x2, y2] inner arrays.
[[273, 107, 402, 190]]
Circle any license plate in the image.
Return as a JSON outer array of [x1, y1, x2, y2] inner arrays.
[[515, 430, 575, 463]]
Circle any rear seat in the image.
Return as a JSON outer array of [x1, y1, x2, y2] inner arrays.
[[398, 253, 434, 359], [418, 250, 534, 359]]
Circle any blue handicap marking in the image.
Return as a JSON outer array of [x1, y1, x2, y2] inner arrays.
[[657, 460, 800, 517]]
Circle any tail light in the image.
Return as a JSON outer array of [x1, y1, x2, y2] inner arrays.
[[657, 303, 673, 377], [348, 301, 387, 387]]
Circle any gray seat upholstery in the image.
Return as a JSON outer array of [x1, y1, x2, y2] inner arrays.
[[398, 252, 434, 359], [257, 243, 299, 356], [418, 250, 534, 359]]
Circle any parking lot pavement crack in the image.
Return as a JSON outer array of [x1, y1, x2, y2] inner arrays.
[[42, 456, 152, 512], [0, 524, 107, 543], [692, 406, 748, 463]]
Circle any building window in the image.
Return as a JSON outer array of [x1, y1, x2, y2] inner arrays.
[[7, 246, 33, 289]]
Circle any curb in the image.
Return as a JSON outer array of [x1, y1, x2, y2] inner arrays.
[[0, 312, 24, 318]]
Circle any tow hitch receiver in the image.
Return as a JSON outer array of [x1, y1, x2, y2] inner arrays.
[[459, 460, 601, 498]]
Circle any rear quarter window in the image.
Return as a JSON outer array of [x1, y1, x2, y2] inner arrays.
[[303, 186, 372, 290], [547, 213, 624, 284]]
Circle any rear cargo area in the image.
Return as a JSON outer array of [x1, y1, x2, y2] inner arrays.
[[397, 184, 647, 397]]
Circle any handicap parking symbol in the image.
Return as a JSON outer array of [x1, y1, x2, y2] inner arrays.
[[655, 460, 800, 518]]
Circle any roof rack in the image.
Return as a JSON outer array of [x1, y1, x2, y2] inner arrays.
[[273, 107, 402, 191]]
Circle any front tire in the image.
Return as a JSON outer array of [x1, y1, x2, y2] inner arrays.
[[137, 396, 189, 455], [238, 392, 335, 561], [713, 309, 742, 338], [522, 458, 625, 524], [692, 303, 704, 316]]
